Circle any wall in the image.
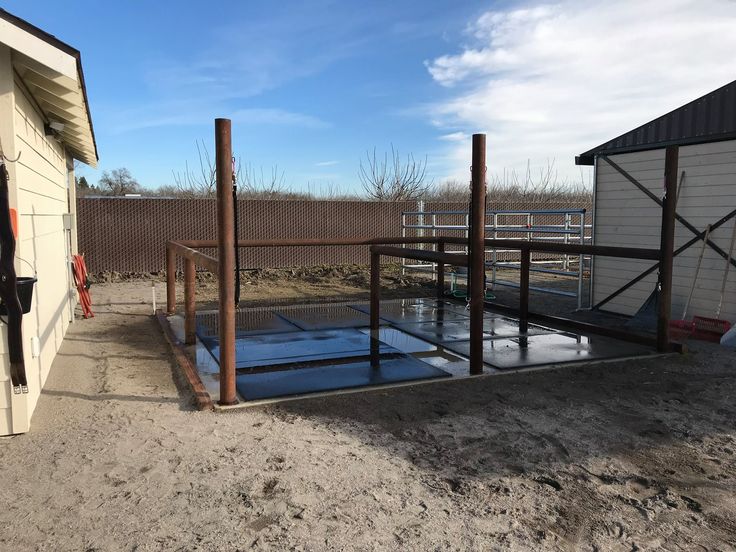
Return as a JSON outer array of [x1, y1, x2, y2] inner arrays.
[[0, 58, 75, 435], [0, 44, 16, 434], [592, 141, 736, 323], [76, 199, 591, 273]]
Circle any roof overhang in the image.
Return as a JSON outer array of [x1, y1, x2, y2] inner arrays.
[[0, 9, 98, 167]]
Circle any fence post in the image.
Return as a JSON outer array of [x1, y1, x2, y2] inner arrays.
[[216, 118, 238, 406], [469, 134, 487, 376]]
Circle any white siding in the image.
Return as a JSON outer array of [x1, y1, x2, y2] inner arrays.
[[0, 44, 19, 434], [592, 141, 736, 323], [0, 64, 76, 435]]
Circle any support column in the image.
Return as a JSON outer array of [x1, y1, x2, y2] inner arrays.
[[184, 258, 196, 345], [657, 145, 678, 352], [519, 248, 530, 334], [436, 240, 445, 300], [370, 250, 380, 331], [166, 244, 176, 314], [469, 134, 487, 375], [216, 119, 237, 405]]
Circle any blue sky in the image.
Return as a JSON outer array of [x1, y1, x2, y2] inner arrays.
[[5, 0, 736, 193]]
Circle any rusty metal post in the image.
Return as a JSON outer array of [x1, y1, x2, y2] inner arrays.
[[520, 248, 530, 334], [469, 134, 487, 375], [166, 244, 176, 314], [370, 250, 381, 331], [658, 145, 678, 352], [184, 258, 196, 345], [216, 119, 237, 405], [436, 240, 445, 300]]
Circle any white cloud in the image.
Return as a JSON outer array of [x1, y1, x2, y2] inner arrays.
[[438, 132, 469, 142], [426, 0, 736, 183], [315, 160, 340, 167], [109, 105, 328, 133]]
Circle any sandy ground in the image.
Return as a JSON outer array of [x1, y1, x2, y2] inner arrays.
[[1, 281, 735, 551]]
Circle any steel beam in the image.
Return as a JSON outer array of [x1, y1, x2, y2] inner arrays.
[[469, 134, 486, 376], [166, 244, 176, 314], [184, 258, 196, 345], [657, 146, 678, 353], [216, 119, 237, 406]]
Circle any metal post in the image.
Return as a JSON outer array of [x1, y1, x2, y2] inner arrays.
[[418, 199, 425, 251], [469, 134, 487, 375], [437, 240, 445, 300], [658, 146, 678, 353], [400, 212, 406, 276], [520, 248, 530, 333], [370, 251, 380, 331], [491, 213, 497, 289], [432, 213, 437, 281], [184, 258, 196, 345], [166, 244, 176, 314], [563, 213, 570, 272], [577, 211, 585, 309], [216, 118, 237, 405]]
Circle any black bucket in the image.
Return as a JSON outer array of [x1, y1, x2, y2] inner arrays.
[[0, 276, 37, 315]]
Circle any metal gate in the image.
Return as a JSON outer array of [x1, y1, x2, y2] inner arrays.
[[400, 208, 592, 308]]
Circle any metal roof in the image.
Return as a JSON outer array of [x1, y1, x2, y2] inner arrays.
[[0, 9, 98, 166], [576, 79, 736, 165]]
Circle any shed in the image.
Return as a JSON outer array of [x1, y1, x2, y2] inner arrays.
[[0, 9, 97, 435], [577, 80, 736, 325]]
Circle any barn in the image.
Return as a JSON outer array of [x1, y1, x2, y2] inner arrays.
[[0, 9, 97, 435], [577, 80, 736, 325]]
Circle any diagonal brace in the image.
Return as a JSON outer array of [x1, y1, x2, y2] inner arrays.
[[594, 206, 736, 309], [601, 155, 736, 270]]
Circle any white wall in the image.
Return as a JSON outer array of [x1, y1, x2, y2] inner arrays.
[[0, 47, 76, 435], [592, 141, 736, 323]]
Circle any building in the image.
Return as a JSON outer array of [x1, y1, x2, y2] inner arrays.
[[577, 80, 736, 324], [0, 9, 97, 434]]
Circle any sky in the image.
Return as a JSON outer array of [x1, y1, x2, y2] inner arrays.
[[4, 0, 736, 194]]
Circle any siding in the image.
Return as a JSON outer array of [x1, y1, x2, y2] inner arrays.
[[0, 75, 75, 434], [592, 141, 736, 322], [0, 45, 17, 433]]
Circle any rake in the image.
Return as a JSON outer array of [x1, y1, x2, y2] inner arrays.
[[691, 219, 736, 342]]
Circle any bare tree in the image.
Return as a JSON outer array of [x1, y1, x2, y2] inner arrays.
[[172, 141, 217, 198], [422, 159, 592, 204], [238, 163, 290, 198], [98, 168, 141, 196], [359, 146, 429, 201]]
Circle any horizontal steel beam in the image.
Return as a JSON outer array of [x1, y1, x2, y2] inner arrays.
[[177, 236, 446, 249], [166, 241, 218, 272], [370, 245, 468, 266], [440, 237, 659, 260]]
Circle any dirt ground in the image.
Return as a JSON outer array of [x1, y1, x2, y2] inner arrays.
[[1, 280, 735, 551]]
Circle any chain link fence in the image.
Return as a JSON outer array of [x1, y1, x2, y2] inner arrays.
[[77, 198, 591, 273]]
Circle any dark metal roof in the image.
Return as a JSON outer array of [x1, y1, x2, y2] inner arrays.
[[576, 79, 736, 165]]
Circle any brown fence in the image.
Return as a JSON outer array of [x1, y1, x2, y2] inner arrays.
[[77, 198, 591, 273]]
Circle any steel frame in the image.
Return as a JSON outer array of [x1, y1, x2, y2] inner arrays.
[[163, 125, 679, 405]]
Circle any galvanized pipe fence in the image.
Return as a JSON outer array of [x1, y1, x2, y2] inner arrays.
[[401, 208, 592, 309]]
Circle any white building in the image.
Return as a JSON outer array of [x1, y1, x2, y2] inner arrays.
[[0, 9, 97, 434], [577, 80, 736, 325]]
